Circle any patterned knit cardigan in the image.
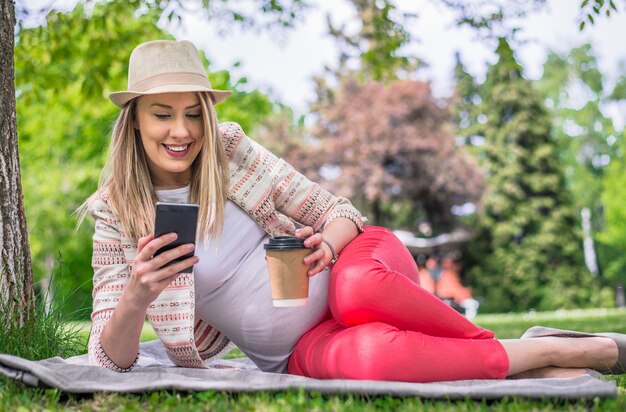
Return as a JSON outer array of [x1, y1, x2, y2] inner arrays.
[[88, 122, 364, 371]]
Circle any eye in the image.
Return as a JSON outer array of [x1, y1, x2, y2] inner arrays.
[[187, 113, 202, 119], [154, 114, 170, 120]]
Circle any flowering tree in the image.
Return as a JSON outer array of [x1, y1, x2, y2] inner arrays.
[[309, 78, 484, 231]]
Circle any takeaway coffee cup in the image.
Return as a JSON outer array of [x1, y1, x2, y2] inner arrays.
[[264, 236, 310, 307]]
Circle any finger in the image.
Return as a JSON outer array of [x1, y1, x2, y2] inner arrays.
[[153, 255, 200, 283], [137, 232, 178, 261], [303, 233, 323, 248], [295, 226, 314, 239], [303, 248, 325, 266], [308, 258, 327, 277], [137, 234, 154, 253], [150, 243, 195, 270]]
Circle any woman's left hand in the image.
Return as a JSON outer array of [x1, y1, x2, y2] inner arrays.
[[295, 226, 332, 277]]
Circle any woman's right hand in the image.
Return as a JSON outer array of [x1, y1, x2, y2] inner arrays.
[[123, 232, 199, 309]]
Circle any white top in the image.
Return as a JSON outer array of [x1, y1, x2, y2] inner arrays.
[[156, 186, 329, 373]]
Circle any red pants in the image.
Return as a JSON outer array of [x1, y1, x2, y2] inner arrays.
[[288, 226, 509, 382]]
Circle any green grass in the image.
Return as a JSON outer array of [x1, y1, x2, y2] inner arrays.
[[0, 289, 85, 361], [69, 321, 159, 344], [1, 308, 626, 411], [477, 307, 626, 338]]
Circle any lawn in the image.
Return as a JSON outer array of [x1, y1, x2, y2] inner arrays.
[[1, 308, 625, 411]]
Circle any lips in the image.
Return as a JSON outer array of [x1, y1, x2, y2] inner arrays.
[[163, 143, 191, 157]]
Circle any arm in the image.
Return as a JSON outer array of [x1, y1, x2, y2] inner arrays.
[[100, 232, 199, 369], [89, 197, 199, 371], [221, 123, 364, 276], [258, 138, 362, 274], [88, 197, 140, 370], [223, 122, 364, 233], [256, 137, 363, 275]]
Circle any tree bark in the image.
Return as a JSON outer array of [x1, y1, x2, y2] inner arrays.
[[0, 0, 34, 325]]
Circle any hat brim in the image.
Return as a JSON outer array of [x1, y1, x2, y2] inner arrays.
[[109, 85, 232, 108]]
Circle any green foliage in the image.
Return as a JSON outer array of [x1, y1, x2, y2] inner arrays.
[[464, 39, 605, 312], [536, 45, 617, 214], [209, 65, 275, 133], [579, 0, 619, 30], [440, 0, 547, 38], [451, 52, 486, 159], [354, 0, 418, 82], [535, 44, 619, 286], [16, 1, 276, 319], [323, 0, 420, 84], [17, 0, 309, 33], [598, 131, 626, 287], [609, 69, 626, 100], [16, 2, 172, 319], [194, 0, 310, 32]]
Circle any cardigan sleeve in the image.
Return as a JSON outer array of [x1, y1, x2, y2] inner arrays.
[[223, 122, 365, 233], [86, 193, 138, 371], [271, 153, 366, 232]]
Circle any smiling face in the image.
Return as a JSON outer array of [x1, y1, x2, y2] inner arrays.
[[134, 92, 204, 188]]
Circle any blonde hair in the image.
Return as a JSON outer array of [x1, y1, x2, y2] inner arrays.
[[78, 92, 229, 241]]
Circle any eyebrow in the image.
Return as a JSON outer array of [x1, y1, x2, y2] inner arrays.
[[150, 103, 201, 109]]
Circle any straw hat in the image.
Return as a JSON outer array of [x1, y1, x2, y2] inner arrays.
[[109, 40, 232, 108]]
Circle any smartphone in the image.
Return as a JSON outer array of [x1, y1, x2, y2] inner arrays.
[[154, 202, 199, 274]]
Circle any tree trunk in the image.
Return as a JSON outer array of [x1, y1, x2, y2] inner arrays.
[[0, 0, 35, 325]]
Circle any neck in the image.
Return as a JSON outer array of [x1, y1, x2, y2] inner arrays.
[[153, 181, 189, 190], [151, 170, 192, 190]]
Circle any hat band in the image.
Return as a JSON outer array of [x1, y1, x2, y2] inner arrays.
[[129, 72, 212, 93]]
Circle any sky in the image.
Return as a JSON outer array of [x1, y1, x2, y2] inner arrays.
[[23, 0, 626, 120]]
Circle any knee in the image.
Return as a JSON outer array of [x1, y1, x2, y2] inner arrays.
[[331, 260, 384, 291], [329, 263, 387, 325], [322, 322, 403, 380]]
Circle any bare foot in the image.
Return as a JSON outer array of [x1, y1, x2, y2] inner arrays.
[[509, 366, 587, 379]]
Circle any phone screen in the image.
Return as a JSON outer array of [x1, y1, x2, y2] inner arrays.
[[154, 202, 199, 274]]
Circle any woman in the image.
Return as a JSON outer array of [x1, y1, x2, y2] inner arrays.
[[83, 39, 624, 381]]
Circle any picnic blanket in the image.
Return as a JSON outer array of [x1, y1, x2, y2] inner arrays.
[[0, 340, 616, 399]]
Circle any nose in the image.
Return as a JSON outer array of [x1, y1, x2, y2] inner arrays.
[[170, 116, 190, 139]]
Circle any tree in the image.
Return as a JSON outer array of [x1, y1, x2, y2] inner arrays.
[[465, 38, 602, 312], [323, 0, 419, 83], [309, 78, 484, 231], [536, 45, 617, 214], [535, 44, 618, 280], [310, 0, 420, 115], [1, 0, 34, 325], [598, 130, 626, 301], [450, 52, 486, 156]]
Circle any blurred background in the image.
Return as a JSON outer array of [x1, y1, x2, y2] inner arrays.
[[15, 0, 626, 318]]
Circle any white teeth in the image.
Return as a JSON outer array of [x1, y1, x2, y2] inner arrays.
[[165, 144, 188, 152]]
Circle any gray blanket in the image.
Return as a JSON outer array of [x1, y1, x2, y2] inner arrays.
[[0, 340, 616, 399]]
